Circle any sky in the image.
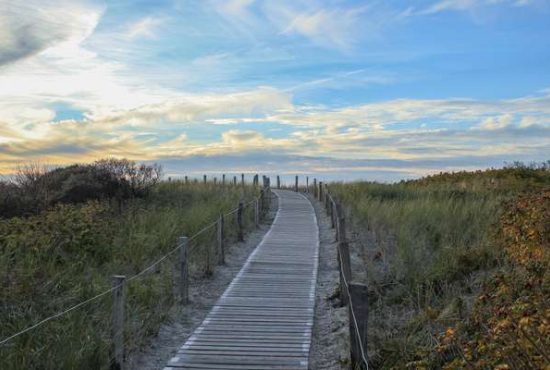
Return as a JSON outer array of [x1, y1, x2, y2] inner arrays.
[[0, 0, 549, 182]]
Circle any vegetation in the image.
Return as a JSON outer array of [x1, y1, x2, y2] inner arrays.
[[329, 162, 550, 369], [0, 160, 261, 369]]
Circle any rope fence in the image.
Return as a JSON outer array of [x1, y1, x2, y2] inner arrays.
[[297, 178, 370, 370], [0, 181, 273, 370]]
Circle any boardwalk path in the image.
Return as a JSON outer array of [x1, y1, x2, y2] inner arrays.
[[164, 189, 319, 369]]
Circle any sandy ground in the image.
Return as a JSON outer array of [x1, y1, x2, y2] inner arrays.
[[127, 194, 278, 370], [308, 194, 350, 370]]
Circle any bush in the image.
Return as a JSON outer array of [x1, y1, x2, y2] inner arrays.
[[0, 159, 163, 218]]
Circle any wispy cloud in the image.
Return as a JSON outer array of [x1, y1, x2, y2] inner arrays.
[[0, 0, 103, 66]]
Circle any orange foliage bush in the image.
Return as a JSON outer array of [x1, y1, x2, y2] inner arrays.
[[438, 189, 550, 370]]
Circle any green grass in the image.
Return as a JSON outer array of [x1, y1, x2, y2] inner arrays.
[[327, 165, 550, 368], [0, 180, 263, 369]]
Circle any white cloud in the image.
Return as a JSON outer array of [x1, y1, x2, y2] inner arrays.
[[0, 0, 103, 66], [127, 17, 163, 39], [420, 0, 535, 14]]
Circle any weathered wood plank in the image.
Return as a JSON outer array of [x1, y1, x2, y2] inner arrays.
[[164, 190, 319, 370]]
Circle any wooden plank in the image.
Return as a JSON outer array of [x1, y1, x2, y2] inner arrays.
[[164, 189, 319, 370]]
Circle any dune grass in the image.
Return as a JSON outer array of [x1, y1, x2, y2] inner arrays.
[[0, 180, 262, 369], [328, 164, 550, 368]]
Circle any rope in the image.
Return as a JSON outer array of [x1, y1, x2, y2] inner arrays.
[[0, 189, 271, 346], [327, 185, 367, 369], [338, 246, 369, 369]]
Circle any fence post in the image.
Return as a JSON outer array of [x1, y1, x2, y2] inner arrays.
[[306, 177, 309, 193], [348, 283, 369, 369], [233, 176, 237, 186], [214, 177, 217, 185], [258, 190, 263, 219], [318, 181, 323, 202], [222, 174, 226, 185], [185, 176, 188, 185], [254, 199, 260, 228], [241, 173, 245, 186], [111, 275, 126, 370], [277, 175, 280, 189], [313, 179, 317, 198], [236, 202, 244, 242], [218, 213, 225, 264], [178, 237, 189, 304], [203, 175, 207, 185], [338, 213, 347, 243], [294, 175, 298, 192], [338, 241, 352, 305], [330, 200, 335, 229]]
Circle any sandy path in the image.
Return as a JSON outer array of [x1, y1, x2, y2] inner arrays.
[[308, 194, 349, 370]]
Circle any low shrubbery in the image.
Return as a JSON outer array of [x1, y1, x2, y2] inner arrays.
[[0, 161, 261, 369], [329, 164, 550, 369], [0, 159, 162, 218]]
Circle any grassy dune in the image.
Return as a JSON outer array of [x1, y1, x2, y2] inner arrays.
[[0, 180, 260, 369], [329, 164, 550, 369]]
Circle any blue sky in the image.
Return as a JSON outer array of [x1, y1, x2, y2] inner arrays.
[[0, 0, 549, 181]]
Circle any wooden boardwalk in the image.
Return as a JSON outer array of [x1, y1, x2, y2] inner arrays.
[[164, 189, 319, 369]]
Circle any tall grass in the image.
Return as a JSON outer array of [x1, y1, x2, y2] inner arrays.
[[328, 166, 550, 368], [0, 180, 261, 369]]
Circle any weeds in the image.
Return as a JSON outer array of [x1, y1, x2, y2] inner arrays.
[[0, 179, 260, 369], [329, 164, 550, 368]]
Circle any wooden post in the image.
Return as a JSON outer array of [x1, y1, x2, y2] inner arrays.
[[203, 175, 207, 185], [254, 199, 260, 228], [233, 176, 237, 186], [111, 275, 126, 370], [214, 177, 217, 185], [330, 201, 335, 229], [262, 175, 266, 188], [185, 176, 188, 185], [218, 214, 225, 264], [295, 175, 298, 192], [178, 237, 189, 304], [338, 214, 347, 243], [325, 194, 330, 214], [236, 202, 244, 242], [348, 283, 368, 368], [222, 174, 226, 185], [306, 177, 309, 193], [313, 179, 317, 198], [258, 191, 263, 219], [277, 175, 280, 189], [338, 241, 352, 305], [318, 181, 323, 202], [241, 173, 245, 186]]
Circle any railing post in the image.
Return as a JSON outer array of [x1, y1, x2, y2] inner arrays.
[[233, 176, 237, 186], [277, 175, 280, 189], [313, 178, 317, 198], [338, 213, 346, 243], [254, 199, 260, 228], [258, 190, 263, 219], [318, 181, 323, 202], [306, 177, 309, 193], [111, 275, 126, 370], [348, 283, 368, 369], [185, 176, 188, 185], [222, 174, 226, 185], [178, 237, 189, 304], [330, 200, 335, 229], [214, 177, 217, 185], [236, 202, 244, 242], [203, 175, 207, 185], [295, 175, 298, 192], [218, 214, 225, 264], [338, 241, 352, 305], [241, 173, 245, 186]]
